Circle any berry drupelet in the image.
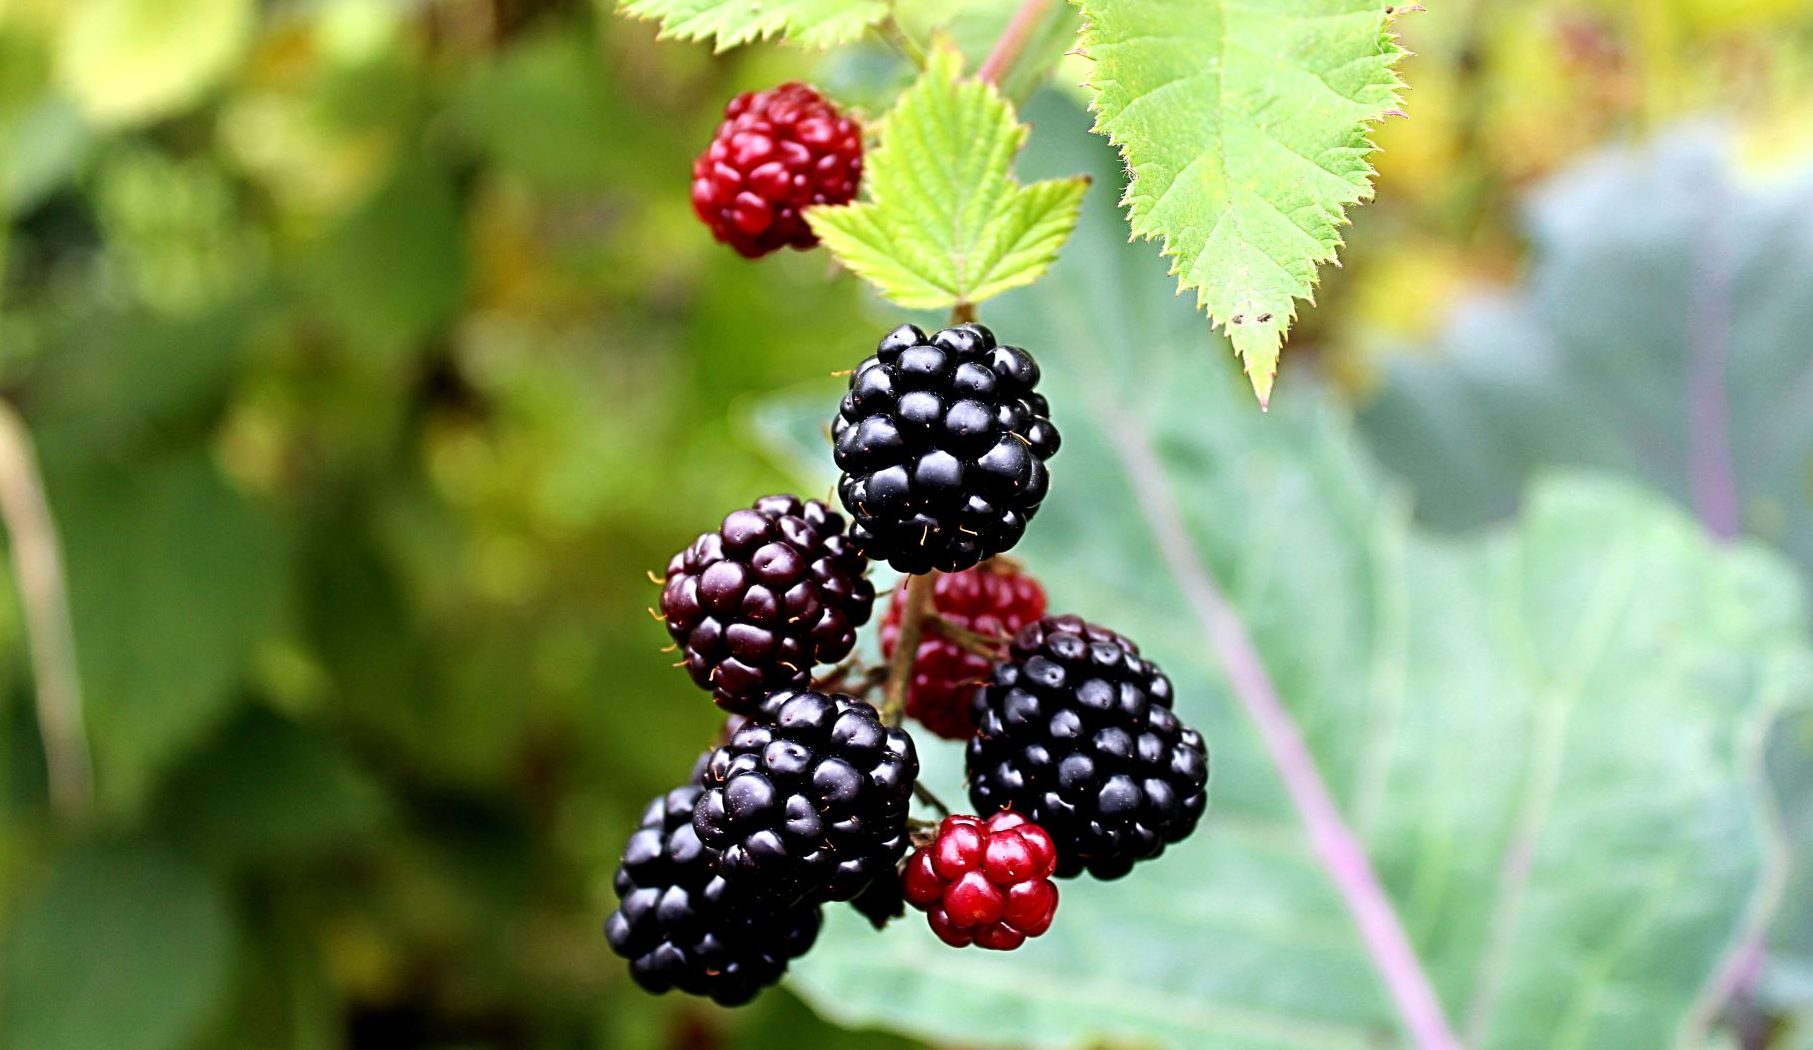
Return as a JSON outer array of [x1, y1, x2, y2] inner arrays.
[[694, 689, 918, 905], [661, 495, 874, 713], [834, 323, 1060, 574], [847, 865, 906, 930], [967, 615, 1209, 880], [902, 811, 1059, 950], [880, 562, 1047, 739], [691, 83, 863, 258], [605, 777, 822, 1005]]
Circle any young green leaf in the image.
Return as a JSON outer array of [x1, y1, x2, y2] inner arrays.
[[1076, 0, 1407, 405], [613, 0, 888, 51], [806, 45, 1088, 312]]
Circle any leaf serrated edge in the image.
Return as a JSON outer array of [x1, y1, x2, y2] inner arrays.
[[614, 0, 888, 53], [1071, 0, 1414, 406], [806, 41, 1088, 311]]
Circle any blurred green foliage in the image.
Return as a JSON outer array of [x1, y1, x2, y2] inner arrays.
[[0, 0, 921, 1045], [0, 0, 1810, 1048]]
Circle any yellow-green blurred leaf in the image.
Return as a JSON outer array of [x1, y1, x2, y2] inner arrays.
[[57, 0, 254, 127], [309, 156, 469, 350], [614, 0, 888, 51]]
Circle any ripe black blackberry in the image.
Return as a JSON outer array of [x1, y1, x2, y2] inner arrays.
[[848, 865, 906, 930], [661, 495, 874, 713], [833, 323, 1059, 574], [694, 689, 917, 905], [967, 615, 1209, 880], [604, 777, 822, 1005]]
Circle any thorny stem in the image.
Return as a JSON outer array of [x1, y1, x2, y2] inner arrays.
[[818, 661, 888, 697], [0, 403, 92, 826], [879, 571, 935, 726], [977, 0, 1054, 88]]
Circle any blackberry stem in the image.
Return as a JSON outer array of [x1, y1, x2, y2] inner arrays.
[[927, 614, 1005, 658], [874, 13, 927, 69], [912, 781, 951, 817], [880, 571, 936, 725], [977, 0, 1054, 88]]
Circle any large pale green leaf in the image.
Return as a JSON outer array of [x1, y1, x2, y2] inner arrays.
[[1075, 0, 1406, 405], [807, 45, 1088, 311], [759, 100, 1811, 1049], [1357, 127, 1813, 589], [1352, 127, 1813, 1041], [56, 0, 254, 127], [0, 842, 233, 1050], [612, 0, 887, 51]]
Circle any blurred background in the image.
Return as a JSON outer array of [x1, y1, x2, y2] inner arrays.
[[1, 0, 1811, 1048]]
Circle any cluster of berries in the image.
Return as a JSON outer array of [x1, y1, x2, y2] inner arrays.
[[605, 84, 1211, 1007]]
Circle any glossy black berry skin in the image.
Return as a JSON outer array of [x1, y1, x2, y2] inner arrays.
[[967, 615, 1209, 880], [694, 689, 918, 905], [662, 496, 874, 713], [833, 323, 1059, 574], [847, 865, 906, 930], [605, 779, 822, 1005]]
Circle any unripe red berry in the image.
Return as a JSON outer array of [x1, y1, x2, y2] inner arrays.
[[902, 811, 1059, 950], [880, 562, 1047, 739], [690, 83, 862, 258]]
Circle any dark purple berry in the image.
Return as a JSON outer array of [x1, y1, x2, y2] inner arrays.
[[662, 495, 874, 713]]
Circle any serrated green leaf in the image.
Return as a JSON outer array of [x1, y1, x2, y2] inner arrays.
[[613, 0, 887, 51], [760, 99, 1811, 1050], [1076, 0, 1406, 405], [807, 46, 1088, 311]]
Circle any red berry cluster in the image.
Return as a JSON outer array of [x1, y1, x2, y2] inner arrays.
[[690, 83, 863, 258], [903, 811, 1059, 951], [881, 563, 1047, 740]]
